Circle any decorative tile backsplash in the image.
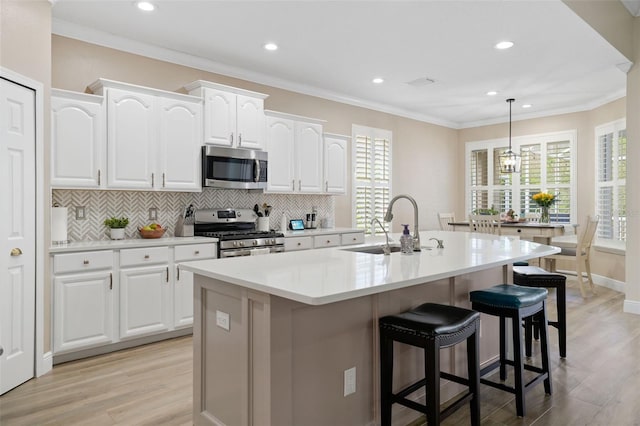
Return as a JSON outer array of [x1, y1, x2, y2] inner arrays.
[[52, 189, 335, 241]]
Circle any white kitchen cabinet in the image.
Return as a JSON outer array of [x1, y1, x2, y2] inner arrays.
[[265, 111, 325, 193], [51, 89, 106, 188], [53, 251, 115, 353], [119, 247, 171, 340], [284, 236, 314, 251], [184, 80, 268, 150], [158, 97, 202, 191], [323, 133, 349, 194], [173, 243, 217, 328], [89, 79, 202, 191]]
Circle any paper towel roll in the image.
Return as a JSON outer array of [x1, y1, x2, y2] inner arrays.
[[51, 207, 68, 243]]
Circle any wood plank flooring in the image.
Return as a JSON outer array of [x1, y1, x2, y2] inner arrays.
[[1, 278, 639, 425]]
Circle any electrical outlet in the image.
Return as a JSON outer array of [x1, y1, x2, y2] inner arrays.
[[149, 208, 158, 221], [344, 367, 356, 396], [216, 310, 230, 331], [75, 206, 86, 220]]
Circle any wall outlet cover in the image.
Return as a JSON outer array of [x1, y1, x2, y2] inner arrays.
[[216, 310, 230, 331], [344, 367, 356, 396]]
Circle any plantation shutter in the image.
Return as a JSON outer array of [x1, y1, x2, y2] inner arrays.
[[595, 121, 626, 241], [353, 127, 391, 234], [546, 140, 571, 223]]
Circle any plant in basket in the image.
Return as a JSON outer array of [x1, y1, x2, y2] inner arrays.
[[139, 223, 166, 239]]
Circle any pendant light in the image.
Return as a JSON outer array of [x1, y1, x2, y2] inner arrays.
[[499, 98, 521, 174]]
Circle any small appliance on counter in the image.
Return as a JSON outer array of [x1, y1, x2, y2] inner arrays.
[[175, 204, 195, 237], [304, 207, 318, 229]]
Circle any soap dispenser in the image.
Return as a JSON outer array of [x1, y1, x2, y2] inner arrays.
[[400, 224, 413, 255]]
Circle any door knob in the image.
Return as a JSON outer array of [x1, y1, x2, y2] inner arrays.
[[11, 248, 22, 256], [0, 346, 3, 356]]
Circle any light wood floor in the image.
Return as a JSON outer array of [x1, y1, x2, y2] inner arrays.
[[1, 278, 639, 425]]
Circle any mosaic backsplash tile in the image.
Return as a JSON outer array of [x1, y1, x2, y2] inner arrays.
[[52, 188, 335, 241]]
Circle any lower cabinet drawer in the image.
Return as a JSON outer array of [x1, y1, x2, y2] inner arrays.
[[174, 243, 217, 262], [120, 246, 169, 267], [313, 234, 340, 248], [54, 250, 114, 274], [341, 232, 365, 246], [284, 236, 313, 251]]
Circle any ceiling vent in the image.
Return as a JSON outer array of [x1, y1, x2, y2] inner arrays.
[[406, 77, 436, 87]]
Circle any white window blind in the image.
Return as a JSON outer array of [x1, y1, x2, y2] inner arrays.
[[352, 125, 392, 234], [596, 120, 626, 241], [466, 131, 576, 222]]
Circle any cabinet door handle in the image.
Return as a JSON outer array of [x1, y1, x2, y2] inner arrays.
[[98, 169, 101, 186], [151, 173, 155, 187], [325, 181, 328, 192], [238, 133, 242, 145], [109, 272, 113, 290], [11, 248, 23, 256], [230, 133, 234, 144], [292, 180, 295, 191], [326, 240, 331, 244], [297, 242, 301, 246], [298, 180, 301, 191], [83, 259, 89, 265], [176, 265, 180, 281], [144, 255, 150, 260], [162, 173, 165, 188], [194, 250, 200, 255], [166, 267, 169, 283]]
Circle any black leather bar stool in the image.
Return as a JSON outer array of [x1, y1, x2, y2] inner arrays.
[[379, 303, 481, 426], [513, 265, 567, 358], [469, 284, 552, 417]]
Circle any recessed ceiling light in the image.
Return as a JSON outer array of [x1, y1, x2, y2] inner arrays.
[[495, 41, 514, 50], [486, 91, 498, 96], [372, 77, 384, 84], [136, 1, 155, 12], [522, 104, 532, 109], [264, 43, 278, 51]]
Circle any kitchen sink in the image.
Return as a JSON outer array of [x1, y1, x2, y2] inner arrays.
[[341, 244, 402, 255]]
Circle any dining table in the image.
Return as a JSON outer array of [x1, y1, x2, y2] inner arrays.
[[449, 221, 565, 245]]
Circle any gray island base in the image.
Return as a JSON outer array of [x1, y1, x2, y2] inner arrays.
[[181, 231, 560, 426]]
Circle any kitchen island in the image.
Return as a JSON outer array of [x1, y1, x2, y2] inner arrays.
[[180, 230, 560, 426]]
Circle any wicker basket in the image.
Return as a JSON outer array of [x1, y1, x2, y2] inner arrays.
[[139, 227, 166, 239]]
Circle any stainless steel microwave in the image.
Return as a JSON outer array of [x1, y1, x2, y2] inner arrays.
[[202, 146, 268, 190]]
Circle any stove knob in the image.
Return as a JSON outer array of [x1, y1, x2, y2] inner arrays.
[[239, 241, 245, 247], [233, 241, 237, 247], [270, 239, 275, 244], [253, 240, 258, 246]]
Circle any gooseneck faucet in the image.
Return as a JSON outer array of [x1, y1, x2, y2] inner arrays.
[[370, 218, 391, 255], [384, 194, 421, 251]]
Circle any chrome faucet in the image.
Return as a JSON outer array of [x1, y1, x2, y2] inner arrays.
[[384, 194, 421, 251], [370, 218, 391, 255]]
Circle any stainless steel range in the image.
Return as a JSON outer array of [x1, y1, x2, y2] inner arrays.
[[194, 208, 285, 258]]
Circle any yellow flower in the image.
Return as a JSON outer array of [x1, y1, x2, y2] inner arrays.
[[532, 192, 556, 207]]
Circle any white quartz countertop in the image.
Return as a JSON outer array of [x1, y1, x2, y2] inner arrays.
[[281, 227, 362, 237], [180, 231, 560, 306], [49, 236, 217, 254]]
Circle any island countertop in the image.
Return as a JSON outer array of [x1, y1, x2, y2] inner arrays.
[[179, 230, 559, 305]]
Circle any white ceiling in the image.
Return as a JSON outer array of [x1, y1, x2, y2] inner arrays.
[[51, 0, 634, 129]]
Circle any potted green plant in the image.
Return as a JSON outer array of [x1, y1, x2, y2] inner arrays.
[[104, 216, 129, 240]]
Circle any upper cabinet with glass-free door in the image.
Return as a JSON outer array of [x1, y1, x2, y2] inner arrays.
[[185, 80, 268, 150], [89, 79, 202, 191], [51, 89, 106, 188]]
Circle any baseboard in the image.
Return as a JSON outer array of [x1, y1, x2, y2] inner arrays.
[[37, 351, 53, 377], [555, 269, 625, 293], [623, 300, 640, 315]]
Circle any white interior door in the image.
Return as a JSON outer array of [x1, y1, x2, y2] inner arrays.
[[0, 77, 36, 395]]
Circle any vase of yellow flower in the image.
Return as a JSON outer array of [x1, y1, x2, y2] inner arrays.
[[532, 192, 556, 223]]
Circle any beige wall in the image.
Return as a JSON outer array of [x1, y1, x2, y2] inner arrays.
[[1, 0, 52, 352], [51, 35, 460, 232]]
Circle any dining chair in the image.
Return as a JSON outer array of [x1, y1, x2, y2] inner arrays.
[[525, 212, 541, 223], [468, 214, 501, 235], [438, 212, 455, 231], [545, 215, 599, 297]]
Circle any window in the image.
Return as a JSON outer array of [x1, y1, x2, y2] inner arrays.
[[465, 131, 576, 223], [352, 125, 392, 234], [596, 119, 626, 241]]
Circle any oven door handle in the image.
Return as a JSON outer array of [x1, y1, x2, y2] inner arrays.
[[254, 159, 261, 183]]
